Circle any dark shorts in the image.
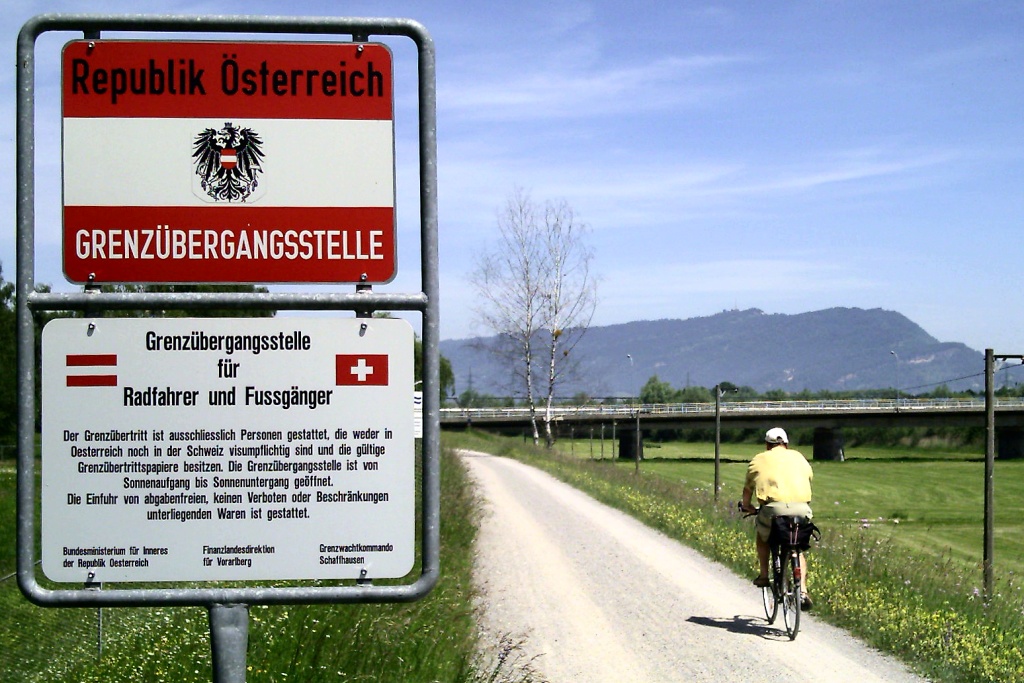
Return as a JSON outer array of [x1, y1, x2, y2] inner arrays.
[[756, 501, 813, 543]]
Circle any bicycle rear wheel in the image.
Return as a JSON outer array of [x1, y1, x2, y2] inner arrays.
[[761, 584, 778, 623], [762, 549, 779, 623], [780, 551, 801, 640]]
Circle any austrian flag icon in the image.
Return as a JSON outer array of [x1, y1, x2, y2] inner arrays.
[[65, 354, 118, 387], [220, 147, 237, 169], [336, 354, 389, 386]]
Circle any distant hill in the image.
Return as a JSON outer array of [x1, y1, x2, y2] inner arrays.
[[439, 307, 984, 398]]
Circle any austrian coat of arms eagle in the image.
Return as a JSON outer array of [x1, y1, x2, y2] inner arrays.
[[192, 122, 265, 202]]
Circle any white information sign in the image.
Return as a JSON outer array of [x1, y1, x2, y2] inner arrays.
[[41, 317, 415, 583]]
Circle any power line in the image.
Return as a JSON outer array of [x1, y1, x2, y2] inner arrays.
[[902, 371, 986, 393]]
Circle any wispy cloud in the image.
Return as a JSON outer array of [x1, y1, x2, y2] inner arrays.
[[437, 144, 964, 233], [440, 53, 751, 121], [701, 148, 964, 197]]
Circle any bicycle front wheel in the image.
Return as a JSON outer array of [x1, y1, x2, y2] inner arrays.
[[780, 552, 801, 640]]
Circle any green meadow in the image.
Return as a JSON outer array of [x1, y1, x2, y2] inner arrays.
[[567, 438, 1024, 580]]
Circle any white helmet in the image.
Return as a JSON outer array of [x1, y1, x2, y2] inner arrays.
[[765, 427, 788, 445]]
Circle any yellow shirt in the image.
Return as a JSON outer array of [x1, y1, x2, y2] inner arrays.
[[745, 445, 813, 504]]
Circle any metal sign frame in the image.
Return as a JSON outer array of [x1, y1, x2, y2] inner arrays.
[[16, 14, 439, 609]]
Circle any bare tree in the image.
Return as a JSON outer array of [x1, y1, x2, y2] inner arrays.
[[469, 188, 597, 446], [538, 199, 596, 446], [470, 189, 545, 442]]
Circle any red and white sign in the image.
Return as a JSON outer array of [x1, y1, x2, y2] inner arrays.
[[61, 40, 396, 284], [41, 317, 415, 583]]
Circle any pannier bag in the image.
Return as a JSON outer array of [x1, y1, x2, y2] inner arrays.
[[769, 516, 821, 551]]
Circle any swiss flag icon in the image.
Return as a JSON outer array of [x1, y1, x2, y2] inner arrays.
[[336, 354, 389, 386]]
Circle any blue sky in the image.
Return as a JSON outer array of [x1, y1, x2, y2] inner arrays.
[[4, 1, 1022, 354]]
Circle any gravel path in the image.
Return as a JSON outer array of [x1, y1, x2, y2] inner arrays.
[[462, 451, 930, 683]]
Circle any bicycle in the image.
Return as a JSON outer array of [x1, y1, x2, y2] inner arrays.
[[740, 504, 816, 640]]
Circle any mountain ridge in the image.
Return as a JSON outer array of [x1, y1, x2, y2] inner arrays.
[[440, 307, 984, 397]]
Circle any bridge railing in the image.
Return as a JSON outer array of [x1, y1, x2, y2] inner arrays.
[[440, 397, 1024, 422]]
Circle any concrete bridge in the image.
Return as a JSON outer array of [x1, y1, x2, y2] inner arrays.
[[440, 397, 1024, 460]]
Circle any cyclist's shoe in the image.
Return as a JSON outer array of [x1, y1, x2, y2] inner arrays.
[[753, 575, 770, 587], [801, 593, 813, 611]]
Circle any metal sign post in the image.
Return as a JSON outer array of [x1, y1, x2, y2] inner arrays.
[[210, 604, 249, 683], [17, 14, 439, 682]]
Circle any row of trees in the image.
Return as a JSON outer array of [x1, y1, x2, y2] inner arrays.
[[451, 373, 1024, 411], [635, 376, 1024, 404], [0, 270, 16, 437]]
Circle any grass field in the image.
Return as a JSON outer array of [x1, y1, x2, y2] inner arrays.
[[562, 438, 1023, 581]]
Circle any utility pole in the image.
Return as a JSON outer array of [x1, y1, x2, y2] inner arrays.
[[984, 349, 995, 600], [890, 350, 900, 413], [627, 354, 640, 474], [984, 349, 1024, 600], [714, 384, 736, 502], [714, 385, 723, 501]]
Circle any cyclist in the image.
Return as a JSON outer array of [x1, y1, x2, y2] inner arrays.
[[741, 427, 814, 610]]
